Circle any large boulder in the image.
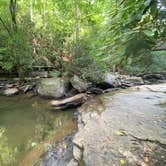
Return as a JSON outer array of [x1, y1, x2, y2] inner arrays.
[[104, 73, 144, 88], [70, 75, 88, 92], [104, 73, 121, 87], [37, 78, 68, 98], [95, 73, 121, 89]]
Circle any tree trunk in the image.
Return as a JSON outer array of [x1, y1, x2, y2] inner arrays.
[[152, 46, 166, 51], [10, 0, 17, 32], [75, 0, 79, 56], [30, 0, 33, 21]]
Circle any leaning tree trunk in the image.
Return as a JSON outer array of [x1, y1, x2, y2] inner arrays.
[[0, 16, 12, 36], [10, 0, 17, 32], [75, 0, 79, 56]]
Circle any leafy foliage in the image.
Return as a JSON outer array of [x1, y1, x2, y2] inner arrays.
[[64, 38, 107, 82], [102, 0, 166, 72], [0, 0, 165, 77]]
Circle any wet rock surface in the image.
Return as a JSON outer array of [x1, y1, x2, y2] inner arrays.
[[3, 88, 19, 96], [39, 133, 75, 166], [71, 83, 166, 166], [0, 79, 37, 96]]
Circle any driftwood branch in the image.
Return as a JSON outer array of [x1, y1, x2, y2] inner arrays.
[[50, 93, 87, 110]]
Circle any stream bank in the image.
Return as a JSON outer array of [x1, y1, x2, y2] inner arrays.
[[1, 72, 165, 99]]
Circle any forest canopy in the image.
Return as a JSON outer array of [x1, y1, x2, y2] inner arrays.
[[0, 0, 166, 79]]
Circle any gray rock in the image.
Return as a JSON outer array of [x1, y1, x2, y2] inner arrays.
[[37, 78, 68, 98], [0, 83, 5, 89], [72, 83, 166, 166], [5, 84, 14, 88], [20, 84, 35, 93], [67, 159, 78, 166], [104, 73, 121, 87], [120, 75, 144, 85], [3, 88, 19, 96], [73, 145, 82, 161], [70, 75, 88, 92], [105, 73, 116, 85]]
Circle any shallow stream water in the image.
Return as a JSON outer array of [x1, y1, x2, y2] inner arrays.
[[0, 95, 76, 166]]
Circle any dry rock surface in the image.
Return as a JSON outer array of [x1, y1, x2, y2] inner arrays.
[[70, 83, 166, 166], [37, 78, 68, 98]]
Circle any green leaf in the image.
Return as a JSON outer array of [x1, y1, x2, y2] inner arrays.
[[144, 0, 152, 7], [143, 30, 154, 37]]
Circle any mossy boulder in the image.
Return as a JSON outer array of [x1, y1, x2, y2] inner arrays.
[[37, 78, 69, 98], [70, 75, 88, 92]]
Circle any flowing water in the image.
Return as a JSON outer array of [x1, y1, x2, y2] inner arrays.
[[0, 95, 76, 166]]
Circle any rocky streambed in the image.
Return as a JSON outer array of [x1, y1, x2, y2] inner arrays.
[[40, 83, 166, 166], [1, 74, 166, 166]]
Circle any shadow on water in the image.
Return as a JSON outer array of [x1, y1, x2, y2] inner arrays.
[[0, 95, 76, 166]]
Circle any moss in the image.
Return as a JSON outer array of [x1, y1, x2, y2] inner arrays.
[[0, 127, 18, 166], [158, 101, 166, 108], [79, 159, 86, 166]]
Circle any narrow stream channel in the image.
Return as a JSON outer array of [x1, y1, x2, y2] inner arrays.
[[0, 95, 76, 166]]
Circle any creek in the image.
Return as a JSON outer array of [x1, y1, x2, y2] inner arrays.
[[0, 95, 76, 166]]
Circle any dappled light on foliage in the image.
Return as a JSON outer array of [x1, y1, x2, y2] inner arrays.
[[0, 0, 165, 76]]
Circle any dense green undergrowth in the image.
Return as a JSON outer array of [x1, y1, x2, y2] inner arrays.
[[0, 0, 165, 80]]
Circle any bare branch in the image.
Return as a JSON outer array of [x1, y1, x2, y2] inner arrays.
[[119, 0, 127, 6], [0, 16, 12, 36], [152, 46, 166, 51]]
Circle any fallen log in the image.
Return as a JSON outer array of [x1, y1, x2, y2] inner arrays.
[[152, 45, 166, 51], [50, 93, 87, 110]]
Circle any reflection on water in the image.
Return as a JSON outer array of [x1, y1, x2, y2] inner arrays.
[[0, 95, 75, 166], [0, 127, 18, 165]]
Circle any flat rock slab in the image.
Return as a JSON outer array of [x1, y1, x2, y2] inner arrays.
[[72, 83, 166, 166]]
